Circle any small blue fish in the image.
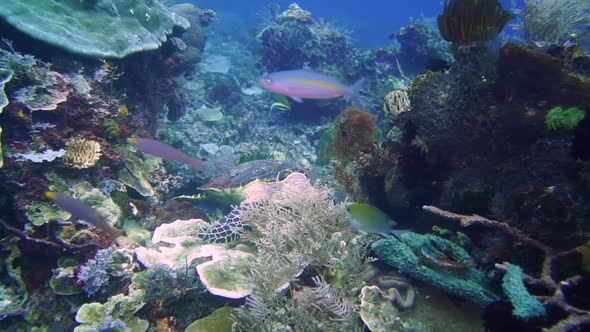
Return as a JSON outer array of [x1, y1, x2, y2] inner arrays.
[[346, 203, 398, 238], [128, 137, 203, 171]]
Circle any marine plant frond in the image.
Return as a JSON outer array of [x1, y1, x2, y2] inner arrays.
[[309, 275, 351, 318], [238, 181, 348, 268], [329, 235, 370, 279], [236, 287, 292, 331], [437, 0, 514, 45]]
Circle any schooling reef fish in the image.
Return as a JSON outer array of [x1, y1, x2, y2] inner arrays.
[[346, 203, 398, 238], [127, 137, 203, 171], [45, 191, 123, 239], [259, 69, 365, 105]]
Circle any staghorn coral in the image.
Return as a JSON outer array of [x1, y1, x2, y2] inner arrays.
[[62, 137, 102, 169]]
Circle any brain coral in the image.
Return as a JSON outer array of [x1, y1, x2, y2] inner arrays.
[[0, 0, 189, 59]]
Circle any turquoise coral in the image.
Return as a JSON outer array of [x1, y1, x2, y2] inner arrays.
[[502, 264, 546, 320], [372, 232, 498, 306]]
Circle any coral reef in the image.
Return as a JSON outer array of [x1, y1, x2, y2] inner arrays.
[[332, 107, 377, 162], [0, 0, 588, 331], [0, 0, 189, 58], [379, 42, 590, 247], [74, 289, 148, 332], [391, 17, 451, 75], [372, 232, 497, 306], [423, 205, 590, 331], [523, 0, 590, 49], [257, 2, 361, 95]]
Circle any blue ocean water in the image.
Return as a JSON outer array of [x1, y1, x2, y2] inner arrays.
[[192, 0, 523, 48]]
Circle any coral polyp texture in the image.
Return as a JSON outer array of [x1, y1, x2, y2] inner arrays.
[[63, 137, 102, 169], [0, 0, 189, 58]]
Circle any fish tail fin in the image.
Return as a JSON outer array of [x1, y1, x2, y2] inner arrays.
[[189, 158, 204, 172], [349, 77, 366, 108]]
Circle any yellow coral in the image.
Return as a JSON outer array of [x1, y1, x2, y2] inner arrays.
[[63, 137, 102, 169], [117, 105, 129, 116]]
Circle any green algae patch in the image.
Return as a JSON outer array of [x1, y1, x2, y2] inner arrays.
[[545, 106, 586, 130]]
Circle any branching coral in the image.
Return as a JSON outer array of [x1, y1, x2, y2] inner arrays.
[[239, 175, 349, 269], [437, 0, 513, 45], [77, 246, 134, 297], [234, 174, 366, 330]]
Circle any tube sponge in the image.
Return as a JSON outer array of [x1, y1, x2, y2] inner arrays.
[[501, 264, 546, 320]]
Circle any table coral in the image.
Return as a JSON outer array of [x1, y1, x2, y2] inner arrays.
[[0, 0, 189, 59]]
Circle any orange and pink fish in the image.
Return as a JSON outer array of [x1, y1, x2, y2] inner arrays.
[[259, 69, 365, 105]]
